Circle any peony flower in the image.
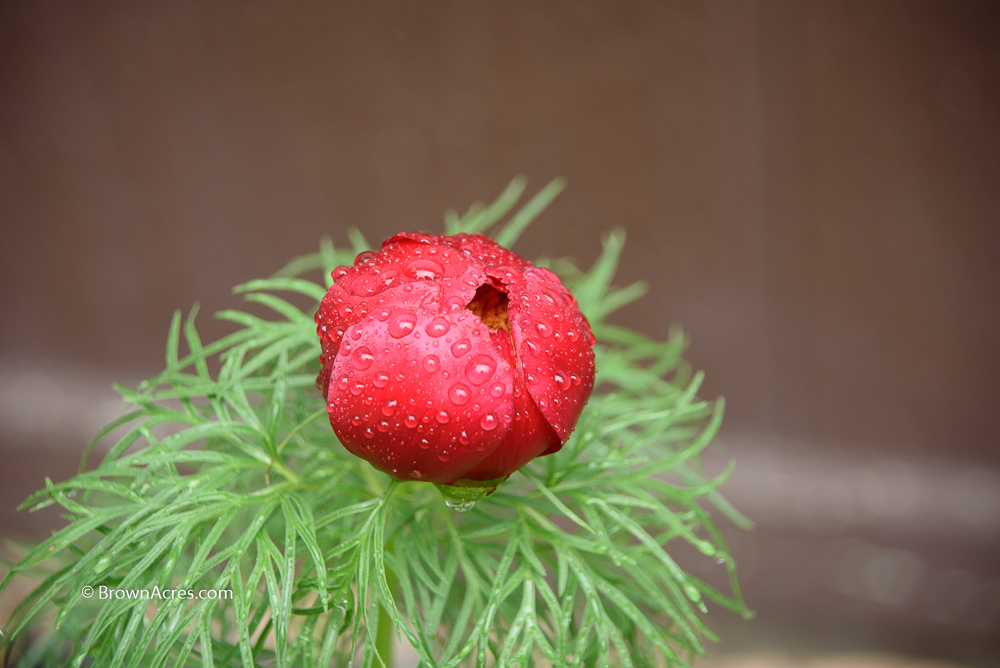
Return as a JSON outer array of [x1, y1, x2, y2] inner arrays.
[[315, 232, 595, 486]]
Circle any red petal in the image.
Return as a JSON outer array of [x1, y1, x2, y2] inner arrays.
[[507, 266, 596, 444], [461, 330, 560, 480], [326, 305, 515, 484]]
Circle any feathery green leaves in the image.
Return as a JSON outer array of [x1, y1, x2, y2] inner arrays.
[[1, 178, 749, 668]]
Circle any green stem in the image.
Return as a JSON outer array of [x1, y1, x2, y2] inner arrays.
[[375, 601, 393, 668], [376, 480, 399, 668]]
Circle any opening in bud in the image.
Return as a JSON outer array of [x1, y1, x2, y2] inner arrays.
[[466, 284, 509, 330]]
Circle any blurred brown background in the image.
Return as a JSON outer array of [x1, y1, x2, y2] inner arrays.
[[1, 1, 998, 665]]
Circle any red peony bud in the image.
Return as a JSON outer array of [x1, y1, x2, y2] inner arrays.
[[315, 232, 596, 485]]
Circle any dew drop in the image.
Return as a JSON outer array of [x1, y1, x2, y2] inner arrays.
[[419, 438, 430, 449], [381, 399, 397, 416], [554, 372, 571, 391], [350, 327, 363, 341], [363, 427, 375, 439], [351, 415, 361, 426], [422, 354, 441, 373], [480, 413, 498, 431], [404, 414, 418, 428], [411, 470, 423, 480], [405, 259, 444, 281], [425, 316, 451, 337], [451, 338, 472, 357], [438, 451, 451, 462], [570, 373, 581, 386], [388, 313, 417, 339], [352, 346, 374, 369], [525, 373, 538, 385], [535, 320, 553, 337], [465, 355, 497, 385], [373, 372, 390, 388], [444, 295, 466, 310], [336, 375, 350, 391], [488, 382, 506, 398], [376, 309, 391, 322], [377, 420, 390, 432], [446, 500, 475, 513], [436, 409, 451, 424], [459, 430, 470, 445], [350, 381, 365, 396], [448, 383, 471, 406]]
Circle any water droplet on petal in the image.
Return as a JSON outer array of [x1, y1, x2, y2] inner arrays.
[[404, 414, 418, 428], [459, 430, 470, 444], [376, 309, 391, 322], [488, 382, 505, 398], [336, 375, 350, 391], [422, 354, 441, 372], [411, 470, 423, 480], [570, 373, 581, 386], [566, 329, 579, 342], [525, 373, 538, 385], [535, 320, 553, 337], [419, 438, 430, 449], [436, 409, 451, 424], [554, 372, 571, 391], [448, 383, 471, 405], [451, 338, 472, 357], [373, 372, 390, 388], [388, 314, 417, 339], [425, 317, 451, 337], [438, 451, 451, 462], [377, 420, 390, 432], [381, 399, 397, 416], [480, 413, 498, 431], [465, 355, 497, 385], [352, 346, 374, 369], [350, 381, 365, 395], [405, 259, 444, 280], [350, 327, 363, 341]]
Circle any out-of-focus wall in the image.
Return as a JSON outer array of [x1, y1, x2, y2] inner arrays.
[[1, 0, 998, 662], [1, 0, 998, 464]]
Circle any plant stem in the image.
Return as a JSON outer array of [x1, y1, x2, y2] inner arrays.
[[375, 602, 393, 668]]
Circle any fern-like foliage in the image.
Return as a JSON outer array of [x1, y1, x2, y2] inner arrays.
[[0, 178, 751, 668]]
